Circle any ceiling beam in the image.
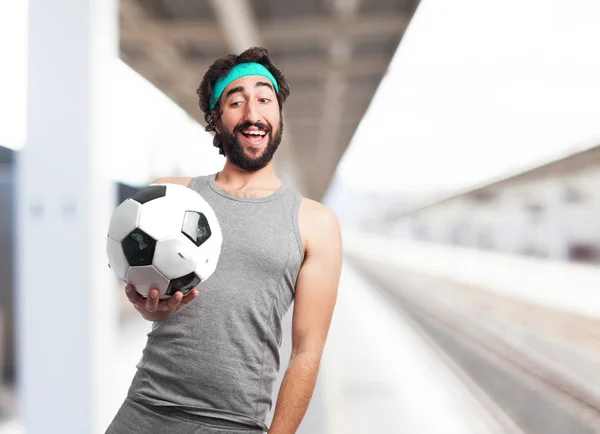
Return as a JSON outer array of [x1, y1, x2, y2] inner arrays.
[[262, 13, 409, 45], [120, 13, 411, 48], [288, 83, 375, 101], [184, 55, 390, 82], [207, 0, 261, 52], [290, 117, 363, 128], [279, 57, 380, 80]]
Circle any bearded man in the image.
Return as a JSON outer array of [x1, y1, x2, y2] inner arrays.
[[105, 47, 342, 434]]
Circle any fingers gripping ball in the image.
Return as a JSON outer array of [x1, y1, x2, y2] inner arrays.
[[106, 183, 222, 299]]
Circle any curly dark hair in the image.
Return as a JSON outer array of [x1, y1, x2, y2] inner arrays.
[[196, 47, 291, 155]]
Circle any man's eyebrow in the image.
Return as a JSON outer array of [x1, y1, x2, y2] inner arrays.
[[256, 81, 274, 92], [225, 86, 245, 99]]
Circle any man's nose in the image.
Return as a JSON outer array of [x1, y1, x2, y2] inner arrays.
[[244, 100, 262, 124]]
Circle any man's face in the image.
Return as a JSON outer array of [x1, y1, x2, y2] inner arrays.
[[216, 75, 283, 172]]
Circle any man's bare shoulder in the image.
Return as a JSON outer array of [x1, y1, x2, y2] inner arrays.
[[299, 198, 341, 252], [299, 198, 338, 226], [151, 177, 193, 187]]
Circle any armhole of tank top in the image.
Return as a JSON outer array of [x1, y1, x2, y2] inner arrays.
[[187, 175, 209, 193], [292, 193, 305, 263]]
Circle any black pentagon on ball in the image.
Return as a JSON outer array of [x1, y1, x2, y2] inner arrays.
[[182, 211, 212, 247], [130, 184, 167, 205], [165, 272, 201, 296], [121, 228, 156, 266]]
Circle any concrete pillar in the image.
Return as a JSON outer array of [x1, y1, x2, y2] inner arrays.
[[16, 0, 118, 433]]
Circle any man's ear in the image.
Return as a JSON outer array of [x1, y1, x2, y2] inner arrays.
[[213, 110, 221, 133]]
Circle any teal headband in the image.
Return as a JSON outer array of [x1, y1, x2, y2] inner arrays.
[[209, 62, 279, 110]]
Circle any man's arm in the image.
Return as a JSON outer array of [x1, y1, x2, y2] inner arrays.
[[269, 199, 343, 434]]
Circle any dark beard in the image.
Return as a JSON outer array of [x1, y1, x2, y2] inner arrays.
[[218, 118, 283, 172]]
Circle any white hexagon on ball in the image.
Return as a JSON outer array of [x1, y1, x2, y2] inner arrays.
[[125, 265, 170, 299], [106, 236, 129, 280], [107, 199, 142, 242], [137, 195, 187, 241], [153, 236, 197, 280]]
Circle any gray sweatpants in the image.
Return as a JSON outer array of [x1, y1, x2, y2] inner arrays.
[[105, 398, 265, 434]]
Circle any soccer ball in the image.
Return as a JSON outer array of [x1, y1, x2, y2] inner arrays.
[[106, 183, 222, 299]]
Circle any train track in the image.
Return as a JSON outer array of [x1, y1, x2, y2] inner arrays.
[[347, 255, 600, 434]]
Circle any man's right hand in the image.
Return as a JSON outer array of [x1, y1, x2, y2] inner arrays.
[[124, 285, 199, 322]]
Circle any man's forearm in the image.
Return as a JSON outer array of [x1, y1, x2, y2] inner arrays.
[[269, 350, 322, 434]]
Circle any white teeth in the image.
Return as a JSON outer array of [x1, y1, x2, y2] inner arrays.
[[242, 130, 266, 136]]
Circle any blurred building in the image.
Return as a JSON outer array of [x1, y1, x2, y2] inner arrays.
[[380, 144, 600, 263]]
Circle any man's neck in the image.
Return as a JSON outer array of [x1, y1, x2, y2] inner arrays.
[[216, 160, 282, 195]]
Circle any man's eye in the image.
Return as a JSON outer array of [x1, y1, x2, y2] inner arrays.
[[230, 101, 243, 107], [259, 98, 271, 104]]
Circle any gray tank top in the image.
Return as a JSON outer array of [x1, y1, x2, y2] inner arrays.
[[127, 173, 305, 430]]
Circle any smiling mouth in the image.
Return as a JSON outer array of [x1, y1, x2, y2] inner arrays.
[[239, 129, 269, 144]]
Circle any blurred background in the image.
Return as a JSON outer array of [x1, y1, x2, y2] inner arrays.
[[2, 0, 600, 433]]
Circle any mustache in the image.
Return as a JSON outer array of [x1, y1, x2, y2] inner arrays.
[[234, 121, 271, 133]]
